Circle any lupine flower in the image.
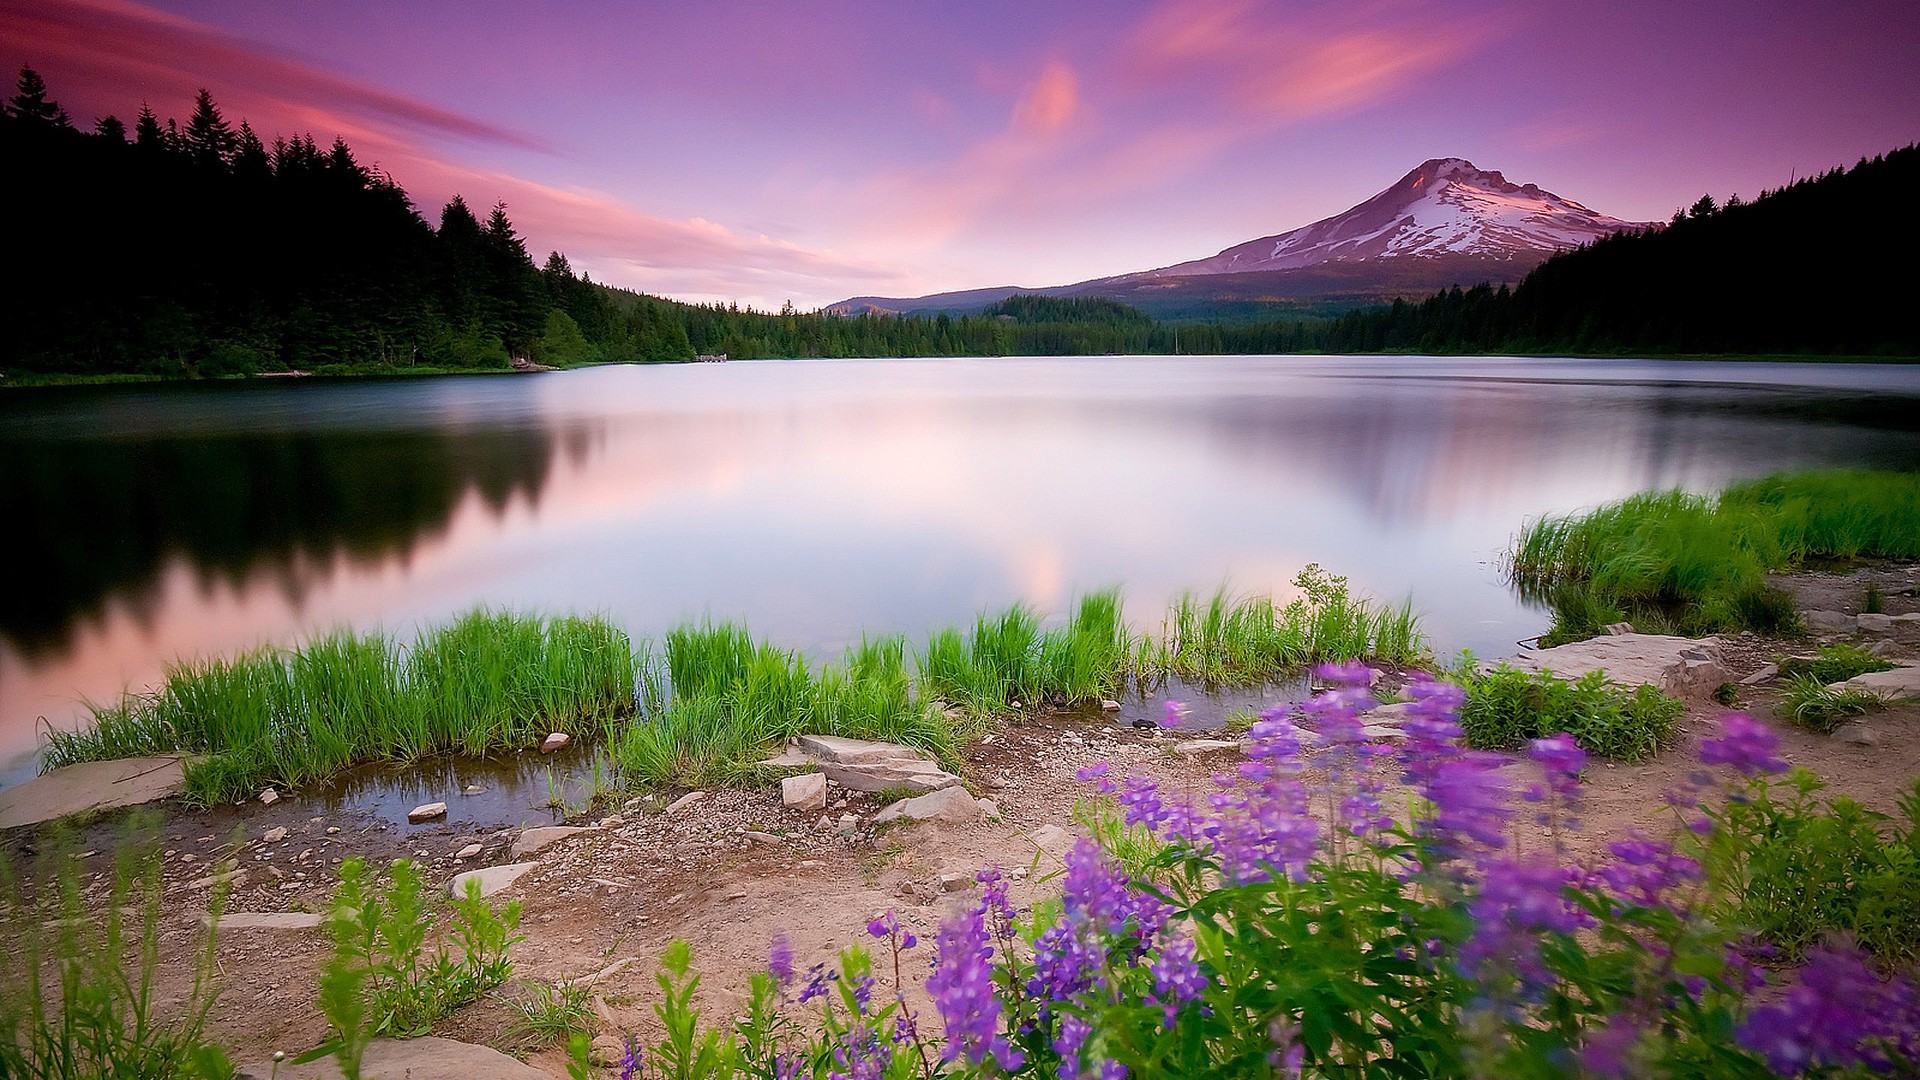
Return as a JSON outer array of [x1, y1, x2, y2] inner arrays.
[[1698, 713, 1788, 776], [927, 902, 1024, 1070], [1529, 732, 1586, 797], [768, 935, 794, 990], [1595, 834, 1702, 913], [1162, 699, 1191, 728], [1421, 751, 1512, 857], [1052, 1014, 1091, 1080], [1737, 944, 1919, 1074], [1579, 1014, 1644, 1078], [1148, 934, 1207, 1027], [1075, 761, 1116, 793], [619, 1034, 643, 1080], [1461, 857, 1587, 992], [799, 963, 836, 1004]]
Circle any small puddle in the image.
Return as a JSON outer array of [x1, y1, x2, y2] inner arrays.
[[1038, 674, 1317, 733], [305, 743, 615, 829]]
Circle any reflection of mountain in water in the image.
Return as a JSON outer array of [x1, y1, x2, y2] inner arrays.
[[0, 423, 577, 656]]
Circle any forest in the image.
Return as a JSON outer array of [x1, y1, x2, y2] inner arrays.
[[3, 66, 1914, 378]]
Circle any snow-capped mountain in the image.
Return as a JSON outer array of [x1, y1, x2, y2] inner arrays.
[[827, 158, 1656, 317], [1130, 158, 1652, 278]]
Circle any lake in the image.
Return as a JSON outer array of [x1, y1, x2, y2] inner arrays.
[[5, 355, 1919, 790]]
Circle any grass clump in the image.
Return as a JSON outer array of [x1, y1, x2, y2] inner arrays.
[[0, 824, 233, 1079], [1782, 675, 1887, 734], [43, 610, 639, 805], [1163, 566, 1425, 685], [1454, 664, 1683, 761], [1778, 641, 1896, 685], [1509, 469, 1920, 643]]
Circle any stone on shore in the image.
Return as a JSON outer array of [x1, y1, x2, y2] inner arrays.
[[239, 1036, 549, 1080], [822, 758, 961, 793], [797, 734, 928, 765], [511, 825, 593, 858], [1832, 666, 1920, 702], [449, 862, 538, 898], [1170, 739, 1239, 756], [782, 772, 828, 810], [210, 911, 325, 931], [407, 801, 447, 823], [0, 755, 189, 830], [872, 786, 981, 826], [1803, 610, 1856, 633], [665, 790, 708, 815], [540, 732, 571, 753], [1500, 634, 1729, 698]]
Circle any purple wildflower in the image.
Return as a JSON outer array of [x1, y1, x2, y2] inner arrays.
[[1698, 713, 1788, 777], [798, 963, 836, 1004], [927, 903, 1023, 1071], [1460, 857, 1587, 991], [1595, 834, 1702, 913], [1421, 751, 1512, 858], [768, 935, 794, 990], [1075, 761, 1117, 793], [1052, 1014, 1091, 1080], [1529, 732, 1586, 797], [619, 1035, 643, 1080], [1579, 1015, 1643, 1078], [1148, 935, 1207, 1027], [1737, 944, 1918, 1074], [1161, 699, 1191, 729]]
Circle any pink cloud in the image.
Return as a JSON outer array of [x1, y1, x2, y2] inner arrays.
[[1012, 60, 1080, 137]]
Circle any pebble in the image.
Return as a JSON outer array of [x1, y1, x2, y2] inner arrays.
[[665, 790, 708, 815], [258, 788, 279, 806], [262, 826, 288, 844], [455, 843, 483, 859], [407, 802, 447, 823]]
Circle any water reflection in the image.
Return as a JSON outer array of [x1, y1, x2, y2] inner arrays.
[[3, 358, 1917, 788]]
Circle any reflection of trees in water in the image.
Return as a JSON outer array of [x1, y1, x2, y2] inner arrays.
[[0, 423, 580, 656]]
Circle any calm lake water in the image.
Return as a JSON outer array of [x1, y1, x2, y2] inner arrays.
[[5, 356, 1919, 792]]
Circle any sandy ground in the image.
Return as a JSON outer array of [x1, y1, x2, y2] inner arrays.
[[5, 568, 1919, 1075]]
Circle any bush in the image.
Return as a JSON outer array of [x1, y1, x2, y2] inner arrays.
[[1782, 674, 1887, 733], [1456, 664, 1683, 761], [624, 675, 1918, 1079]]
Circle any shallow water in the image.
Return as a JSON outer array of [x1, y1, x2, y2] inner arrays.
[[5, 355, 1919, 796]]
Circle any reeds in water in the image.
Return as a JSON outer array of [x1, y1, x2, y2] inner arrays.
[[1508, 470, 1920, 642]]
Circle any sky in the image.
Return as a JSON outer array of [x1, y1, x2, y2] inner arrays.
[[4, 0, 1918, 310]]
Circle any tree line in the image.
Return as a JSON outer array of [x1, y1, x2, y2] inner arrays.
[[4, 65, 1912, 376]]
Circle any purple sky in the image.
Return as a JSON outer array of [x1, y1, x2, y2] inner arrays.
[[5, 0, 1917, 308]]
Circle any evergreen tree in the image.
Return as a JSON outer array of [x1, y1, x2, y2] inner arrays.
[[7, 66, 71, 128], [184, 88, 237, 168], [133, 103, 163, 150], [94, 114, 127, 142]]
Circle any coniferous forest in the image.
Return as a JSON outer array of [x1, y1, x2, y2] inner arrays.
[[3, 67, 1915, 378]]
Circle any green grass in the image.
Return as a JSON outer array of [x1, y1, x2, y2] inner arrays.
[[1454, 664, 1684, 761], [1778, 642, 1897, 685], [44, 610, 638, 805], [1510, 470, 1920, 643], [1782, 675, 1888, 734], [1162, 566, 1425, 684]]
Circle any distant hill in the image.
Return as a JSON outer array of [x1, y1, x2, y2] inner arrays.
[[829, 158, 1655, 319]]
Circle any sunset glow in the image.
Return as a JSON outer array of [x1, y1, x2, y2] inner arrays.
[[4, 0, 1917, 308]]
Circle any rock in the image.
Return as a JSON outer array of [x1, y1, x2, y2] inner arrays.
[[872, 786, 980, 826], [939, 872, 972, 893], [1361, 725, 1407, 741], [258, 787, 280, 806], [454, 843, 482, 859], [836, 813, 861, 835], [822, 758, 962, 794], [745, 830, 782, 846], [238, 1036, 551, 1079], [1501, 634, 1730, 699], [1802, 610, 1856, 633], [462, 785, 486, 796], [448, 862, 538, 898], [591, 1034, 626, 1067], [1101, 699, 1122, 711], [1739, 663, 1780, 686], [407, 802, 447, 823], [540, 732, 571, 753], [726, 888, 748, 901], [759, 747, 812, 768], [1856, 613, 1895, 633], [1832, 666, 1920, 702], [1603, 622, 1635, 636], [511, 825, 593, 858], [573, 957, 635, 988], [797, 733, 931, 765], [666, 790, 708, 815], [1171, 739, 1239, 755], [1834, 723, 1879, 746], [978, 799, 1002, 820], [261, 826, 289, 844], [1027, 823, 1074, 859], [211, 911, 324, 931], [0, 756, 190, 830], [783, 773, 828, 810], [982, 773, 1010, 790]]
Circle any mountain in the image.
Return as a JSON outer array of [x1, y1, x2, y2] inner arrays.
[[831, 158, 1657, 319]]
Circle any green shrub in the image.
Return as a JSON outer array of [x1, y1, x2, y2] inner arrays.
[[1782, 674, 1886, 734], [1778, 642, 1896, 684], [1456, 664, 1683, 761]]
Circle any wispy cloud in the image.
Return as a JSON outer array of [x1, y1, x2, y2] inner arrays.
[[0, 0, 908, 307]]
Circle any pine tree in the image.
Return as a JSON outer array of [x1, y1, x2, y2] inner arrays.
[[95, 114, 127, 142], [133, 103, 163, 149], [8, 67, 72, 129], [184, 89, 237, 168]]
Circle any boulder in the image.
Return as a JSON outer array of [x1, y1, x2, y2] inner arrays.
[[407, 802, 447, 823], [511, 825, 593, 858], [1361, 725, 1407, 741], [1170, 739, 1239, 756], [448, 861, 537, 898], [872, 786, 981, 826], [782, 772, 828, 810], [1500, 634, 1729, 699], [1832, 666, 1920, 702], [1856, 613, 1895, 633], [0, 756, 189, 830], [1803, 610, 1856, 633], [1834, 723, 1879, 746], [1738, 663, 1780, 686], [238, 1036, 550, 1080]]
